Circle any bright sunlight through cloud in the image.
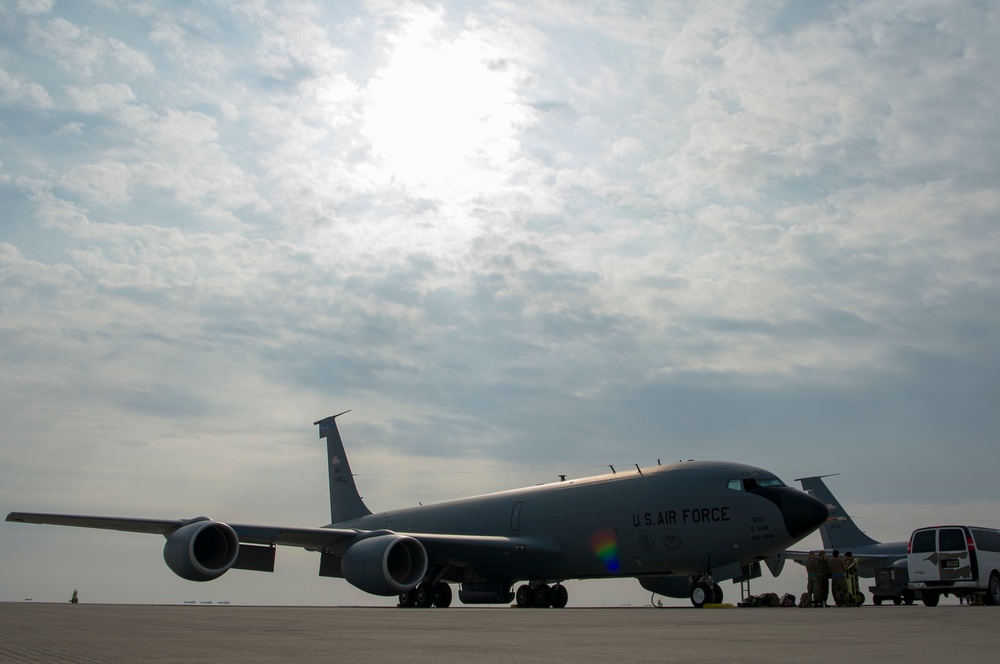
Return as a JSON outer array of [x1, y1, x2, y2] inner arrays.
[[363, 8, 530, 198]]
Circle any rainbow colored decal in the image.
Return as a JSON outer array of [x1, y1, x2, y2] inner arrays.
[[589, 529, 620, 573]]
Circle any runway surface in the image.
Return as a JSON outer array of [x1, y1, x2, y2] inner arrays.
[[1, 602, 995, 663]]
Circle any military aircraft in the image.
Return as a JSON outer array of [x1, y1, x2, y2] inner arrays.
[[7, 412, 827, 608], [787, 474, 908, 577]]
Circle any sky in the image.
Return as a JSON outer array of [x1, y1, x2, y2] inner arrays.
[[1, 0, 998, 607]]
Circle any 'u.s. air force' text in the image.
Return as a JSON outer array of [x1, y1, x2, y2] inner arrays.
[[632, 507, 731, 527]]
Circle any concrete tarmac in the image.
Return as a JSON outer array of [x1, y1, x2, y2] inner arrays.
[[1, 602, 995, 663]]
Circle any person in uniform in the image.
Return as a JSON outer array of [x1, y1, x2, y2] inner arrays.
[[816, 550, 831, 607], [804, 551, 820, 607], [844, 551, 860, 606], [828, 549, 847, 606]]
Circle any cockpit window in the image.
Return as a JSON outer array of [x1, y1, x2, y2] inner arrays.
[[728, 477, 786, 491]]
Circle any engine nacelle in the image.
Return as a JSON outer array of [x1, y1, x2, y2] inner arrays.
[[341, 534, 428, 596], [163, 519, 240, 582]]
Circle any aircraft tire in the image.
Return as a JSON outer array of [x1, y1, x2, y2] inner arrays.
[[533, 584, 551, 608], [550, 584, 569, 609], [433, 582, 452, 608], [921, 592, 940, 607], [415, 582, 436, 608], [515, 584, 534, 608], [690, 582, 712, 608], [398, 589, 416, 608], [712, 584, 723, 604]]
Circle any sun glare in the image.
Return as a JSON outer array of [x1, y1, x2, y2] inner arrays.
[[363, 10, 528, 198]]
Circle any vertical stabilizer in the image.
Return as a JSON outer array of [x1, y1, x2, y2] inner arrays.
[[797, 475, 879, 550], [314, 412, 372, 524]]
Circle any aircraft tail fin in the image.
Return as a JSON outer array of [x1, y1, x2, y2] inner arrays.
[[315, 411, 372, 524], [796, 474, 879, 550]]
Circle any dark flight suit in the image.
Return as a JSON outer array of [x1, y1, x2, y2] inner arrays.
[[805, 554, 820, 606], [816, 553, 831, 606], [828, 553, 847, 606]]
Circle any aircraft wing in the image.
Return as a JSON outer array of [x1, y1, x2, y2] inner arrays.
[[7, 512, 185, 535], [409, 532, 562, 567], [6, 512, 361, 549], [786, 548, 904, 566], [5, 512, 561, 565]]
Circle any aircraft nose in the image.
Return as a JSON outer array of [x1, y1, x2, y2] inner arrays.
[[752, 487, 829, 541], [778, 489, 829, 540]]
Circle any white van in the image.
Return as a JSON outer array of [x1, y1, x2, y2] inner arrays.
[[907, 525, 1000, 606]]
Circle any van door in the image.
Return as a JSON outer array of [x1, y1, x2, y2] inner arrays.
[[908, 528, 939, 582], [937, 527, 975, 583]]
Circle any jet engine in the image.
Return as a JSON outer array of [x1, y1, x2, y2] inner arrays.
[[163, 519, 240, 582], [341, 534, 428, 596]]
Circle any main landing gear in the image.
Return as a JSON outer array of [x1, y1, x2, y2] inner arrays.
[[398, 582, 452, 608], [689, 579, 723, 608], [515, 583, 569, 608]]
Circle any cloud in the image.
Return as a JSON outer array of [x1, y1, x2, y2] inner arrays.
[[1, 0, 999, 606]]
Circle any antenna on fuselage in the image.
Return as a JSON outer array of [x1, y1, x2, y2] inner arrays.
[[609, 465, 616, 474], [635, 464, 643, 476]]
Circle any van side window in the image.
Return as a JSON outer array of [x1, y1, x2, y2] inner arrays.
[[939, 528, 966, 551], [971, 528, 1000, 553], [911, 529, 936, 553]]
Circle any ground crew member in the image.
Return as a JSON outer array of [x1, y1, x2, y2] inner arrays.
[[805, 551, 820, 607], [844, 551, 860, 606], [816, 550, 831, 607], [828, 550, 847, 606]]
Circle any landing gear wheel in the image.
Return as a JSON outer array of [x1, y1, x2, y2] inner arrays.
[[690, 582, 712, 608], [921, 592, 940, 607], [712, 584, 724, 604], [551, 584, 569, 609], [398, 589, 416, 608], [533, 584, 551, 608], [986, 575, 1000, 606], [415, 582, 436, 608], [515, 584, 534, 608], [433, 582, 452, 608]]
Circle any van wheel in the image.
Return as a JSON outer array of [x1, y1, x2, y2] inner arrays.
[[986, 574, 1000, 606], [902, 590, 915, 605], [873, 596, 882, 606], [922, 592, 940, 607]]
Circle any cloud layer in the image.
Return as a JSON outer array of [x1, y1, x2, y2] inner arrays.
[[2, 0, 998, 605]]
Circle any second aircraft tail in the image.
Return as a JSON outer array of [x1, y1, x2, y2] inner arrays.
[[315, 411, 372, 525], [796, 474, 879, 550]]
